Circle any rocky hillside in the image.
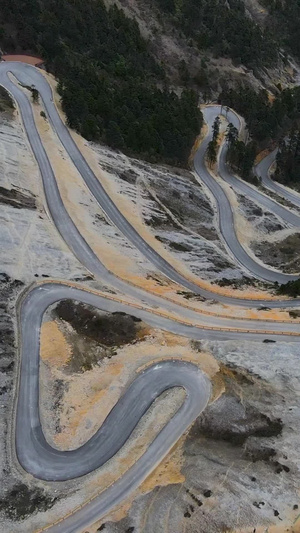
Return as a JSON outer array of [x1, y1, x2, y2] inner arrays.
[[96, 339, 300, 533], [105, 0, 299, 97]]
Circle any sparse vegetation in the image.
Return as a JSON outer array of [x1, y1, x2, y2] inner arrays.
[[55, 300, 144, 347], [0, 186, 36, 210], [254, 233, 300, 276], [262, 0, 300, 60], [31, 87, 39, 104], [0, 86, 14, 112], [278, 279, 300, 297], [289, 310, 300, 319], [0, 484, 57, 520]]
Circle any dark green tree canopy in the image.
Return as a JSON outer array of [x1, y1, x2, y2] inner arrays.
[[262, 0, 300, 60], [275, 128, 300, 187], [0, 0, 202, 166], [155, 0, 277, 68]]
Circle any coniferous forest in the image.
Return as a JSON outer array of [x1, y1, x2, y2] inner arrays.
[[275, 130, 300, 188], [262, 0, 300, 60], [1, 0, 300, 177], [0, 0, 202, 166], [155, 0, 277, 69]]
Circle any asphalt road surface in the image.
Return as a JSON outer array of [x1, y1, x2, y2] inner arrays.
[[0, 62, 299, 532], [17, 283, 300, 533], [195, 107, 300, 283], [256, 148, 300, 209], [1, 62, 299, 308], [18, 283, 212, 482]]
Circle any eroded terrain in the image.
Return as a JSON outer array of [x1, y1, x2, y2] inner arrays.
[[98, 339, 300, 533], [0, 76, 300, 533]]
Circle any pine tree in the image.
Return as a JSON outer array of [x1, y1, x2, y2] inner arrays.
[[212, 116, 221, 143], [206, 140, 217, 167], [226, 123, 238, 145]]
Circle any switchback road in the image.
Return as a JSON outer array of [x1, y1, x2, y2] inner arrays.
[[0, 61, 299, 532], [256, 148, 300, 209], [1, 62, 299, 305]]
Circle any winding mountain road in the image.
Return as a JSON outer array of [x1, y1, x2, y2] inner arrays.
[[203, 106, 300, 223], [194, 108, 299, 284], [17, 282, 300, 533], [1, 61, 300, 532], [18, 284, 212, 483], [1, 62, 300, 307], [256, 148, 300, 208], [197, 107, 300, 279]]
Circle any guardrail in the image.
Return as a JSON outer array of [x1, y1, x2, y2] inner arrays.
[[36, 280, 300, 337], [11, 72, 299, 533]]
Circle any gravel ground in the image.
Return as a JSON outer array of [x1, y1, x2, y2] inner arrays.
[[100, 339, 300, 533]]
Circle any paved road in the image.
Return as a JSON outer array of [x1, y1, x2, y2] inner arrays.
[[256, 148, 300, 209], [1, 62, 299, 309], [18, 283, 212, 482], [19, 288, 212, 533], [195, 107, 300, 284], [17, 283, 300, 533], [204, 106, 300, 224], [1, 62, 300, 532]]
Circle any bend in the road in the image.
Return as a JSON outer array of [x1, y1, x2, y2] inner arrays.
[[1, 61, 300, 533], [1, 63, 299, 308], [195, 107, 299, 283], [256, 149, 300, 209]]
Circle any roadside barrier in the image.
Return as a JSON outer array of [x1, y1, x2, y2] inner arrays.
[[35, 280, 300, 337]]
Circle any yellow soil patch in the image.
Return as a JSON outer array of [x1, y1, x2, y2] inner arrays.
[[3, 54, 43, 66], [268, 92, 276, 104], [40, 71, 279, 303], [50, 332, 220, 450], [23, 73, 296, 318], [28, 87, 154, 284], [255, 148, 271, 165], [40, 320, 71, 367], [92, 506, 300, 533], [40, 327, 221, 497], [245, 308, 296, 323], [54, 361, 124, 449], [136, 331, 220, 383], [6, 71, 284, 316], [141, 437, 185, 492]]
